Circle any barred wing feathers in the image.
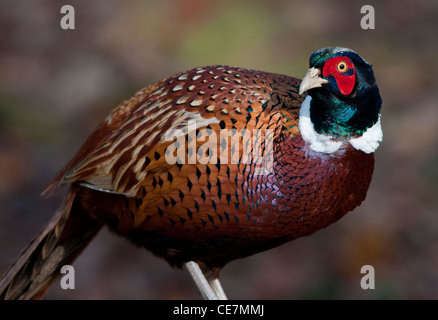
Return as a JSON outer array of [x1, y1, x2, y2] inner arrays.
[[44, 66, 303, 198]]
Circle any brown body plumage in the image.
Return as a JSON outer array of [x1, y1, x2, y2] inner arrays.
[[0, 63, 375, 299]]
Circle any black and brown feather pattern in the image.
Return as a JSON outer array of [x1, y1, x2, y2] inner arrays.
[[47, 66, 302, 196], [1, 65, 374, 299]]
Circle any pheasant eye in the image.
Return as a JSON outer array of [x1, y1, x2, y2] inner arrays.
[[337, 61, 348, 73]]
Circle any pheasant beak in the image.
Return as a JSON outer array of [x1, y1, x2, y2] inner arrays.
[[299, 67, 329, 95]]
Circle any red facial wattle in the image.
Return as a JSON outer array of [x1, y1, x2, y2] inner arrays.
[[322, 56, 356, 96]]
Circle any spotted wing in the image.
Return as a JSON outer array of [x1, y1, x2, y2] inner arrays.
[[45, 66, 304, 197]]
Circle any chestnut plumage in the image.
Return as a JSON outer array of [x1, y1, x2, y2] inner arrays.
[[0, 47, 382, 300]]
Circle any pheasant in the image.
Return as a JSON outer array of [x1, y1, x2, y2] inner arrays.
[[0, 47, 382, 300]]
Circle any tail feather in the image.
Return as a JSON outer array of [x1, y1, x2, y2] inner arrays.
[[0, 186, 103, 300]]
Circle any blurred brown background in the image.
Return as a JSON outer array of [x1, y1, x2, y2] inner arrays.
[[0, 0, 437, 299]]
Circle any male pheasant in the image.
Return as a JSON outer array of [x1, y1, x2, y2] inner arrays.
[[0, 47, 382, 300]]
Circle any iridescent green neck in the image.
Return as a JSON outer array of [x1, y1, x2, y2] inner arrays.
[[309, 86, 381, 139]]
